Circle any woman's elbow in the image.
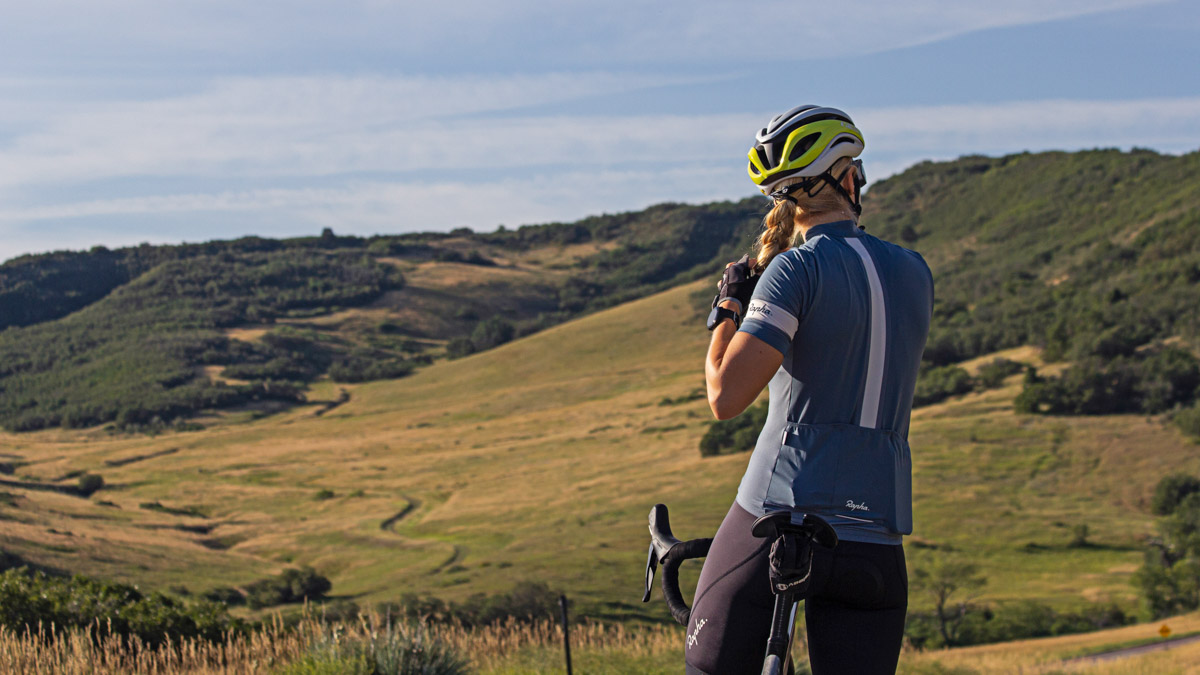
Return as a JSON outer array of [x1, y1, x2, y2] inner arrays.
[[708, 390, 745, 420]]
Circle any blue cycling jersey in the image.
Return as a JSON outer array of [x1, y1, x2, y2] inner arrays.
[[735, 220, 933, 545]]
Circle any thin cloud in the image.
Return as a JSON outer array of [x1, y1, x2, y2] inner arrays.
[[1, 1, 1168, 72]]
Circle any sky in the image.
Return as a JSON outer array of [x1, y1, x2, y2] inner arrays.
[[1, 0, 1198, 262]]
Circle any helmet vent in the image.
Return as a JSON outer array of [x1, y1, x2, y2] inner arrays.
[[788, 133, 820, 162]]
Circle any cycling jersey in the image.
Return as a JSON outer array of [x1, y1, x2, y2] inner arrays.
[[735, 220, 933, 545]]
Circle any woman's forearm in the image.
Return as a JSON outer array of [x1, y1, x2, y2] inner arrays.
[[706, 303, 783, 420]]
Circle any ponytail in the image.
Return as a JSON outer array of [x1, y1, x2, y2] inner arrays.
[[753, 157, 857, 273], [755, 199, 799, 274]]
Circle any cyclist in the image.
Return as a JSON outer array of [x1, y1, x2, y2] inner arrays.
[[688, 105, 933, 674]]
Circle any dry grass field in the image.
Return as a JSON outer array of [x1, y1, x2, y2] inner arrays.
[[4, 608, 1200, 673], [2, 276, 1199, 628]]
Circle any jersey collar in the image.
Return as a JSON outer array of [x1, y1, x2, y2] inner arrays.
[[802, 220, 861, 242]]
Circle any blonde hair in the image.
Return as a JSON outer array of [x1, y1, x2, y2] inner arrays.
[[754, 157, 857, 273]]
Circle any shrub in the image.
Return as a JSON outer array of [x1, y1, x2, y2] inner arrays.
[[389, 581, 561, 628], [1135, 492, 1200, 617], [313, 489, 335, 501], [1016, 348, 1200, 416], [1175, 402, 1200, 440], [1152, 474, 1200, 516], [913, 366, 975, 407], [1069, 524, 1090, 548], [245, 567, 332, 609], [469, 317, 515, 352], [202, 586, 246, 605], [699, 402, 768, 457], [975, 358, 1025, 390], [445, 337, 475, 359], [76, 473, 104, 496], [0, 568, 244, 646], [329, 351, 414, 383]]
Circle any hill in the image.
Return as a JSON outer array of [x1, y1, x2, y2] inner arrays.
[[2, 278, 1198, 622], [4, 148, 1199, 434], [0, 204, 764, 432], [1, 147, 1199, 626]]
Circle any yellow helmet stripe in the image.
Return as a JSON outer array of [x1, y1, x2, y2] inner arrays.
[[746, 119, 864, 186]]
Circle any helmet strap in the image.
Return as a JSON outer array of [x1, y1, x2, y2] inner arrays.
[[770, 169, 863, 217], [823, 171, 863, 217]]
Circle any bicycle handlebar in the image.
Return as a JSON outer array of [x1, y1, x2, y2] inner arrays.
[[643, 504, 712, 626]]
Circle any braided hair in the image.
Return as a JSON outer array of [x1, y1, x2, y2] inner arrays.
[[753, 157, 857, 273]]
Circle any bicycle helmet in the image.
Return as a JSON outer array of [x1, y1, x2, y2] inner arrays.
[[747, 105, 865, 198]]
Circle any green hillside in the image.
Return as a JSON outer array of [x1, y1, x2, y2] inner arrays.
[[1, 147, 1198, 630], [3, 148, 1198, 434], [0, 204, 763, 432]]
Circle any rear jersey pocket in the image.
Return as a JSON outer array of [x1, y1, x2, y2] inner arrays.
[[763, 423, 911, 534]]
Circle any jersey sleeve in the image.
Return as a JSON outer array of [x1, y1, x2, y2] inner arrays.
[[738, 248, 816, 355]]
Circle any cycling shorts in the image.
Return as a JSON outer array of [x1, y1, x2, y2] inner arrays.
[[683, 502, 908, 675]]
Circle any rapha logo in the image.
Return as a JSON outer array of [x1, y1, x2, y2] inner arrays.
[[687, 618, 707, 649], [846, 499, 869, 512], [747, 301, 772, 318]]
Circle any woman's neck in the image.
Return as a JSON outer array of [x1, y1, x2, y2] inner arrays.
[[796, 211, 856, 241]]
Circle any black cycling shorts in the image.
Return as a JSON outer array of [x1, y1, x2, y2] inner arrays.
[[683, 502, 908, 675]]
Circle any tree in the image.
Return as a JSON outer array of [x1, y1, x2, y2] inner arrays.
[[1135, 492, 1200, 618], [469, 317, 515, 351], [1152, 473, 1200, 516], [911, 558, 987, 646]]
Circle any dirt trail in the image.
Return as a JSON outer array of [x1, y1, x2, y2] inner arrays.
[[380, 496, 420, 532], [1067, 633, 1200, 664], [104, 447, 181, 467], [378, 496, 464, 575]]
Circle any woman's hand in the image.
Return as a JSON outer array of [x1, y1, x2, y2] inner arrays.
[[713, 255, 759, 316], [705, 256, 781, 420]]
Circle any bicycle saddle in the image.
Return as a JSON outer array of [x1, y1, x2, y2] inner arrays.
[[751, 510, 839, 549]]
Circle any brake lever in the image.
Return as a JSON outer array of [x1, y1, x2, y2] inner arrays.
[[643, 542, 658, 603]]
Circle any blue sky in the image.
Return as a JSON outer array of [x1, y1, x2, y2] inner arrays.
[[1, 0, 1198, 262]]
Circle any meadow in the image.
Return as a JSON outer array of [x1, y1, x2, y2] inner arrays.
[[3, 271, 1197, 627]]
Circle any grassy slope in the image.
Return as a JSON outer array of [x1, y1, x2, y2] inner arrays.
[[3, 274, 1198, 623]]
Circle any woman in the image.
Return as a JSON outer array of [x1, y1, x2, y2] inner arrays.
[[688, 105, 934, 674]]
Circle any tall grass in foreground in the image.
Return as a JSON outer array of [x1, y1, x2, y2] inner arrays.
[[0, 613, 685, 674], [10, 611, 1200, 674]]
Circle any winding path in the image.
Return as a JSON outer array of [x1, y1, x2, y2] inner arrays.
[[377, 495, 464, 575], [380, 495, 420, 532], [1066, 633, 1200, 664]]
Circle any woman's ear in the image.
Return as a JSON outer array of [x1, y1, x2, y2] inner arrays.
[[841, 167, 858, 200]]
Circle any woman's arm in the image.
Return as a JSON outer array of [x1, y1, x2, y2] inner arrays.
[[705, 300, 784, 420]]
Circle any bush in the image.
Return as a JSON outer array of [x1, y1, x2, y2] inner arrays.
[[445, 337, 475, 359], [699, 402, 768, 457], [1016, 348, 1200, 416], [389, 581, 561, 628], [913, 366, 975, 407], [328, 351, 414, 383], [1176, 402, 1200, 440], [1069, 524, 1090, 548], [0, 568, 244, 646], [975, 358, 1025, 390], [202, 586, 245, 605], [76, 473, 104, 496], [469, 317, 515, 352], [905, 599, 1130, 649], [1152, 474, 1200, 516], [245, 567, 332, 609], [1135, 492, 1200, 617]]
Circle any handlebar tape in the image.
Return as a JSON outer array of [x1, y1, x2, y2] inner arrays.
[[659, 537, 712, 626]]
